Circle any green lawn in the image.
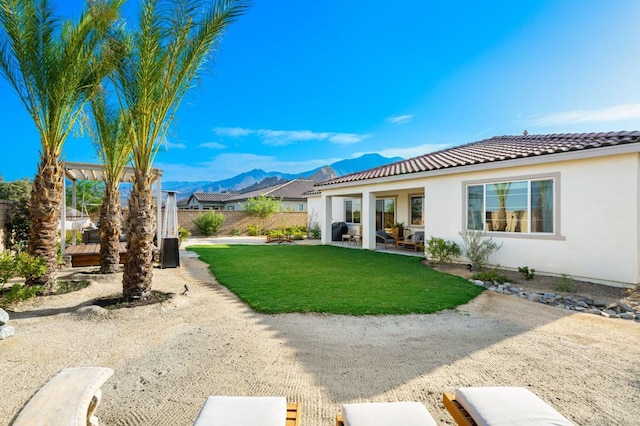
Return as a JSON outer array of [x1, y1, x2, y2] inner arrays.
[[188, 245, 484, 315]]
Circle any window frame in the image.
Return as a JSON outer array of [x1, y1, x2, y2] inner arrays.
[[345, 198, 361, 224], [409, 194, 424, 226], [462, 172, 563, 240]]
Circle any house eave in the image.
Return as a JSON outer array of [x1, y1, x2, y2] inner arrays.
[[316, 143, 640, 192]]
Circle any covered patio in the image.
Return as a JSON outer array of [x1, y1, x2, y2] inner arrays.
[[61, 162, 163, 267]]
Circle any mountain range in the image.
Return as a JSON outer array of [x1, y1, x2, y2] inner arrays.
[[161, 153, 402, 196]]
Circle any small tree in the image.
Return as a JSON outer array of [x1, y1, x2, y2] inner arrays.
[[243, 195, 283, 235], [460, 230, 502, 271], [193, 212, 224, 237]]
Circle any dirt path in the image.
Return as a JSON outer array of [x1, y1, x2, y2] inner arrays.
[[1, 256, 639, 425]]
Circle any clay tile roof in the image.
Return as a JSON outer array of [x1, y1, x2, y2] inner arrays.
[[316, 131, 640, 186], [231, 179, 316, 201]]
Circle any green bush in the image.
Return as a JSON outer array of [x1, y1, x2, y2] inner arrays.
[[553, 274, 576, 293], [426, 236, 461, 263], [230, 228, 241, 236], [518, 266, 536, 280], [0, 251, 47, 290], [460, 231, 502, 271], [472, 268, 508, 284], [309, 222, 321, 239], [247, 224, 261, 236], [1, 283, 42, 307], [178, 225, 191, 243], [193, 211, 224, 237]]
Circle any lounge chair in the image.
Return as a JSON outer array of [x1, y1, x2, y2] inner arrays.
[[193, 396, 300, 426], [442, 387, 573, 425], [375, 230, 396, 249], [336, 401, 437, 426]]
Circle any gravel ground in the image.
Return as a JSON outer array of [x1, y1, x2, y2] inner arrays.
[[1, 250, 639, 425]]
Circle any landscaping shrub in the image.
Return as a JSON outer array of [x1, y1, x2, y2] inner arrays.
[[518, 266, 536, 280], [1, 283, 42, 307], [0, 251, 46, 290], [426, 236, 461, 263], [193, 211, 224, 236], [460, 230, 502, 271], [553, 274, 576, 293], [247, 224, 260, 236], [472, 268, 508, 284], [178, 225, 191, 243]]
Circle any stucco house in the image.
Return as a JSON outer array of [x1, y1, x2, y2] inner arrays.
[[309, 131, 640, 287], [187, 178, 316, 212]]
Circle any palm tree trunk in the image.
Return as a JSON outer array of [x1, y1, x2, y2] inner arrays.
[[26, 153, 63, 291], [99, 185, 123, 274], [122, 170, 155, 300]]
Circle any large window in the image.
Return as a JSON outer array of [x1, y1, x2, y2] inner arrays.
[[410, 195, 423, 225], [345, 199, 361, 223], [466, 178, 554, 234]]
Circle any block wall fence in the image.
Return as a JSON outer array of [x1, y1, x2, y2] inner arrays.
[[174, 209, 308, 236]]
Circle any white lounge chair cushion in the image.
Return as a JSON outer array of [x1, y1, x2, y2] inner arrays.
[[193, 396, 286, 426], [342, 401, 437, 426], [455, 387, 573, 426]]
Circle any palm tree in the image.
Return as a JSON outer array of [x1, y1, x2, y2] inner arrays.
[[85, 89, 132, 274], [115, 0, 247, 300], [0, 0, 124, 289]]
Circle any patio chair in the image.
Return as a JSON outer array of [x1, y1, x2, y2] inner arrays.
[[442, 387, 573, 426], [193, 396, 300, 426], [375, 230, 396, 249], [335, 401, 437, 426]]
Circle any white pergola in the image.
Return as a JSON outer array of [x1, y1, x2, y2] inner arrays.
[[61, 161, 163, 254]]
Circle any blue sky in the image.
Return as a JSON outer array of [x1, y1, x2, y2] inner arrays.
[[1, 0, 640, 183]]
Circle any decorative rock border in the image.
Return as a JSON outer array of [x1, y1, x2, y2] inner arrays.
[[470, 279, 640, 322]]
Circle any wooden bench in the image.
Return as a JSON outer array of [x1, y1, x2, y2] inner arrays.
[[12, 367, 114, 426]]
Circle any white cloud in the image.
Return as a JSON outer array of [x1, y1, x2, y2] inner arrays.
[[212, 126, 367, 146], [354, 143, 451, 160], [213, 126, 254, 137], [199, 141, 227, 149], [258, 129, 330, 146], [386, 114, 413, 124], [529, 104, 640, 126], [165, 141, 187, 149], [329, 133, 367, 144]]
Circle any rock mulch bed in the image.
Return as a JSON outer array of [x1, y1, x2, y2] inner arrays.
[[470, 279, 640, 321]]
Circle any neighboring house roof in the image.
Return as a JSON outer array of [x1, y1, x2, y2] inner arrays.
[[316, 131, 640, 186], [228, 179, 315, 202], [189, 192, 237, 203], [189, 179, 316, 204]]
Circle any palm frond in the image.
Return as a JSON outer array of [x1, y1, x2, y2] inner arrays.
[[118, 0, 249, 174]]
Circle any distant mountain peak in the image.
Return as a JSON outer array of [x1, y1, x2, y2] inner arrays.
[[163, 153, 402, 196]]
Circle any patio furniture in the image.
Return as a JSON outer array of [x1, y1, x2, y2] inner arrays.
[[12, 367, 114, 426], [342, 230, 357, 244], [375, 230, 396, 248], [332, 222, 348, 241], [442, 387, 573, 426], [398, 231, 425, 252], [335, 402, 437, 426], [193, 396, 300, 426]]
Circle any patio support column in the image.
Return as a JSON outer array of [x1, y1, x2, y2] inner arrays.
[[321, 194, 333, 245], [362, 191, 376, 250]]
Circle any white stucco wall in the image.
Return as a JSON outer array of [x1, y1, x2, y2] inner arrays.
[[426, 153, 639, 286], [316, 151, 640, 287]]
